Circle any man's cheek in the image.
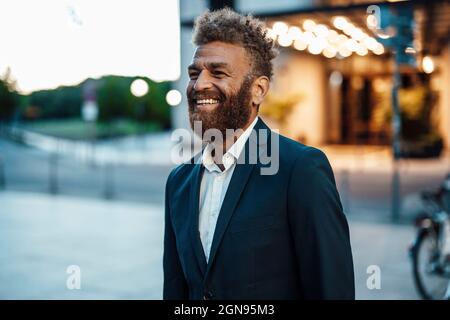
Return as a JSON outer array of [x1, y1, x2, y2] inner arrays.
[[186, 84, 194, 97]]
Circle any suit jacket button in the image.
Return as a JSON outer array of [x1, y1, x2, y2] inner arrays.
[[203, 291, 214, 300]]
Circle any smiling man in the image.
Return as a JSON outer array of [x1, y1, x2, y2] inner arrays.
[[163, 8, 355, 300]]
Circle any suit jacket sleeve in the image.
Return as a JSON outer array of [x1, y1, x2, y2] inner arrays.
[[163, 171, 189, 300], [287, 147, 355, 299]]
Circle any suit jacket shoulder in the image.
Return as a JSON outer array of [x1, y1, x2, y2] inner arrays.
[[165, 150, 203, 205], [274, 132, 331, 175]]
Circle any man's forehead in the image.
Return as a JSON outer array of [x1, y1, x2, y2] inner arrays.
[[191, 41, 249, 66]]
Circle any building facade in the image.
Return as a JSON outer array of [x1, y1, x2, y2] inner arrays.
[[174, 0, 450, 155]]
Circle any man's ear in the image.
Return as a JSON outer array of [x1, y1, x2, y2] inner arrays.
[[251, 76, 270, 107]]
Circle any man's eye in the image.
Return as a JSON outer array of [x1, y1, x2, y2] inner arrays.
[[213, 71, 226, 77], [189, 72, 198, 80]]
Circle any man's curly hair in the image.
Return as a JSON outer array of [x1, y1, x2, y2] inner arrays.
[[192, 8, 277, 80]]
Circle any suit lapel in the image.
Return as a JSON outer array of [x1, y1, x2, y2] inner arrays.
[[189, 163, 207, 276], [205, 159, 255, 277], [205, 118, 270, 277]]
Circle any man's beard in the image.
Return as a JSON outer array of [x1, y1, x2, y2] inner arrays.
[[188, 76, 253, 139]]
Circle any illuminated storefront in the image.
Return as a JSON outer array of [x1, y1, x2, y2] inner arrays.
[[176, 0, 450, 154]]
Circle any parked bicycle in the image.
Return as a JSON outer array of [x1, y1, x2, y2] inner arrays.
[[409, 173, 450, 300]]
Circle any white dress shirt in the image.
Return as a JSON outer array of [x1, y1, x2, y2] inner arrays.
[[198, 116, 259, 262]]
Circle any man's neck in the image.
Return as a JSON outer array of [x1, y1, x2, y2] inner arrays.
[[211, 115, 258, 167]]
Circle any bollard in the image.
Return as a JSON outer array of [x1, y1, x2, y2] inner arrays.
[[0, 157, 5, 190], [102, 162, 115, 200], [49, 151, 59, 194], [391, 160, 401, 222]]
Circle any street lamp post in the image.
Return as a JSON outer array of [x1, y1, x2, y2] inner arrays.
[[367, 3, 416, 222], [130, 78, 149, 147], [82, 80, 99, 167], [391, 53, 402, 222]]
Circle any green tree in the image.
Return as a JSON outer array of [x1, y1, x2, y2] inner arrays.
[[96, 76, 171, 128], [0, 67, 18, 123], [96, 76, 133, 122], [29, 85, 82, 119], [136, 80, 171, 128]]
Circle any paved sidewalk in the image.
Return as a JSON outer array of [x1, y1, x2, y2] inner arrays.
[[350, 220, 418, 299], [0, 191, 164, 299], [0, 191, 419, 299]]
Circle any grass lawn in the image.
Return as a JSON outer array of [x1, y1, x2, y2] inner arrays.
[[20, 118, 163, 140]]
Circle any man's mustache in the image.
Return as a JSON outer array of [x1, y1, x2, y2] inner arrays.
[[188, 90, 225, 102]]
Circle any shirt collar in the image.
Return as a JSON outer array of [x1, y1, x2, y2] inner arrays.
[[201, 116, 259, 173]]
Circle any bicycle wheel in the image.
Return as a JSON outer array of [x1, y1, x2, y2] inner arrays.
[[412, 229, 450, 300]]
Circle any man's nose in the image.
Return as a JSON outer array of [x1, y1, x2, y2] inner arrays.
[[193, 71, 213, 92]]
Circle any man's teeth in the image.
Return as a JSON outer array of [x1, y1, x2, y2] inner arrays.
[[196, 99, 219, 104]]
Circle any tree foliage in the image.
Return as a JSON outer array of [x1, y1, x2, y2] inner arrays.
[[25, 76, 171, 129], [0, 68, 19, 123]]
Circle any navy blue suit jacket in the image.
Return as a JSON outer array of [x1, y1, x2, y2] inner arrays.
[[163, 118, 355, 300]]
